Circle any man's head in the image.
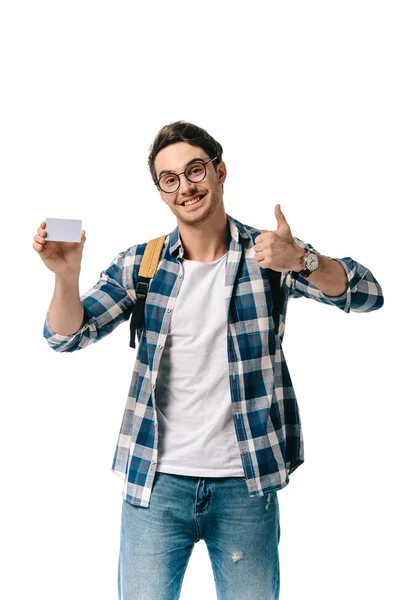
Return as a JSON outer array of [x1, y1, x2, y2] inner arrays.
[[148, 121, 227, 226]]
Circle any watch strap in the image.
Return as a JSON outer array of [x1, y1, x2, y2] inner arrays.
[[298, 249, 314, 278]]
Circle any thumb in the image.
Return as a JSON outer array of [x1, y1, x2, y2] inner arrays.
[[275, 204, 289, 229]]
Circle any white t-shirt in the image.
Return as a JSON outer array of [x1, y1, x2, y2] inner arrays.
[[155, 252, 245, 477]]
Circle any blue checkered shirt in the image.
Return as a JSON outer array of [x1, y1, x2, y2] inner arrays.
[[43, 214, 384, 507]]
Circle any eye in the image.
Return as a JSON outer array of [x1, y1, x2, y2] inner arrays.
[[187, 163, 205, 177], [160, 174, 177, 186]]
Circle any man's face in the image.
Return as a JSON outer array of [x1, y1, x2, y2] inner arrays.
[[154, 141, 226, 226]]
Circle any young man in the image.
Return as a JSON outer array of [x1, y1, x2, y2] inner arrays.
[[34, 121, 384, 600]]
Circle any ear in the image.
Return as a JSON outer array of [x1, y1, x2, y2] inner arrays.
[[217, 161, 227, 184]]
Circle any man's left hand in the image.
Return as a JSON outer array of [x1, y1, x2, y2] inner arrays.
[[254, 204, 305, 272]]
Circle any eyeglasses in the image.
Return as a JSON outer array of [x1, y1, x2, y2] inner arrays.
[[155, 156, 218, 194]]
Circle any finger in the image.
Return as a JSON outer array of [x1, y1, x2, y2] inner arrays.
[[34, 233, 46, 244], [256, 229, 268, 241], [33, 241, 44, 252], [37, 224, 47, 236]]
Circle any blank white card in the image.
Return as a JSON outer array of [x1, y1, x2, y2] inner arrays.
[[45, 218, 82, 242]]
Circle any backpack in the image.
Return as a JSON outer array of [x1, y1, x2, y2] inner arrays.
[[129, 230, 282, 349]]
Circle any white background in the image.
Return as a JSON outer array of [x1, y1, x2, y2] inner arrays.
[[1, 1, 398, 599]]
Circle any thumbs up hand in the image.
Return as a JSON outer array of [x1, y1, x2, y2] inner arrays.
[[254, 204, 306, 272]]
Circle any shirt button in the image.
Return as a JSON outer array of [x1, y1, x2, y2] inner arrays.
[[158, 344, 163, 350], [151, 383, 155, 389], [178, 273, 183, 279], [167, 308, 172, 313]]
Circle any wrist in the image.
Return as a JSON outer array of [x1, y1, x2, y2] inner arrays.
[[55, 270, 81, 286], [292, 245, 307, 272]]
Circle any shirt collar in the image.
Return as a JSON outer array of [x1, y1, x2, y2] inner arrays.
[[168, 213, 251, 258]]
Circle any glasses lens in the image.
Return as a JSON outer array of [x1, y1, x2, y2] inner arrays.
[[158, 162, 207, 193], [186, 162, 206, 183], [159, 173, 179, 193]]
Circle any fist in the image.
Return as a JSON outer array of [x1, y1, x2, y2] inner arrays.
[[254, 204, 305, 272]]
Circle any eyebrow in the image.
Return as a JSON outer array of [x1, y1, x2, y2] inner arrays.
[[157, 157, 207, 179]]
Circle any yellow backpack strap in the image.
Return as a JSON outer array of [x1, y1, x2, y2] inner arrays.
[[259, 228, 281, 335], [129, 235, 167, 349], [138, 235, 167, 278]]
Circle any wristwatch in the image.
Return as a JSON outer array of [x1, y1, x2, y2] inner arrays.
[[298, 249, 319, 278]]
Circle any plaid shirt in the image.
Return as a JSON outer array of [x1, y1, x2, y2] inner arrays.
[[43, 214, 384, 507]]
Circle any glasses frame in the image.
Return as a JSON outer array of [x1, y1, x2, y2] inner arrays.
[[155, 156, 218, 194]]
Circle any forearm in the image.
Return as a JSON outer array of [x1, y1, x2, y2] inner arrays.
[[295, 248, 348, 297], [47, 273, 85, 335]]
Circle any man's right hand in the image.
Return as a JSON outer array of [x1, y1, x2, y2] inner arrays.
[[33, 221, 86, 277]]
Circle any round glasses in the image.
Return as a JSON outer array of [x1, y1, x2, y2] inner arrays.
[[155, 156, 218, 194]]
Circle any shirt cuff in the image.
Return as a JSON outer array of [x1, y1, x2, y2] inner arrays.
[[43, 311, 88, 342], [314, 257, 367, 313]]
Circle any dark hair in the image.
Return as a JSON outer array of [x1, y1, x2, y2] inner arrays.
[[148, 120, 224, 186]]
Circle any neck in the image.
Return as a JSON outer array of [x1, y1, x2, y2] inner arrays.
[[178, 204, 230, 262]]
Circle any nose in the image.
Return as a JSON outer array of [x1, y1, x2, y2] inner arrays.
[[179, 173, 197, 196]]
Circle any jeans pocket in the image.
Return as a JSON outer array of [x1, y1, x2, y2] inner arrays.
[[267, 491, 278, 506]]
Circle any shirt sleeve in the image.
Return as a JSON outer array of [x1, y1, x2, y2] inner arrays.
[[43, 248, 137, 352], [282, 237, 384, 314]]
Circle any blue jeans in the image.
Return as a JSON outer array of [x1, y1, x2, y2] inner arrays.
[[118, 471, 281, 599]]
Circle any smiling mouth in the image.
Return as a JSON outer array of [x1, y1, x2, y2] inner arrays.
[[181, 194, 205, 207]]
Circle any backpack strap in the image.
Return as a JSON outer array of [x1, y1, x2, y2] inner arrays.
[[269, 268, 282, 335], [129, 235, 166, 349], [129, 229, 283, 349], [260, 229, 282, 336]]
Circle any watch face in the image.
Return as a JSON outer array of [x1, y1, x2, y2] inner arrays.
[[307, 253, 319, 271]]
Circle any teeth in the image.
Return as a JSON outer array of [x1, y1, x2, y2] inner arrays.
[[183, 196, 202, 206]]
